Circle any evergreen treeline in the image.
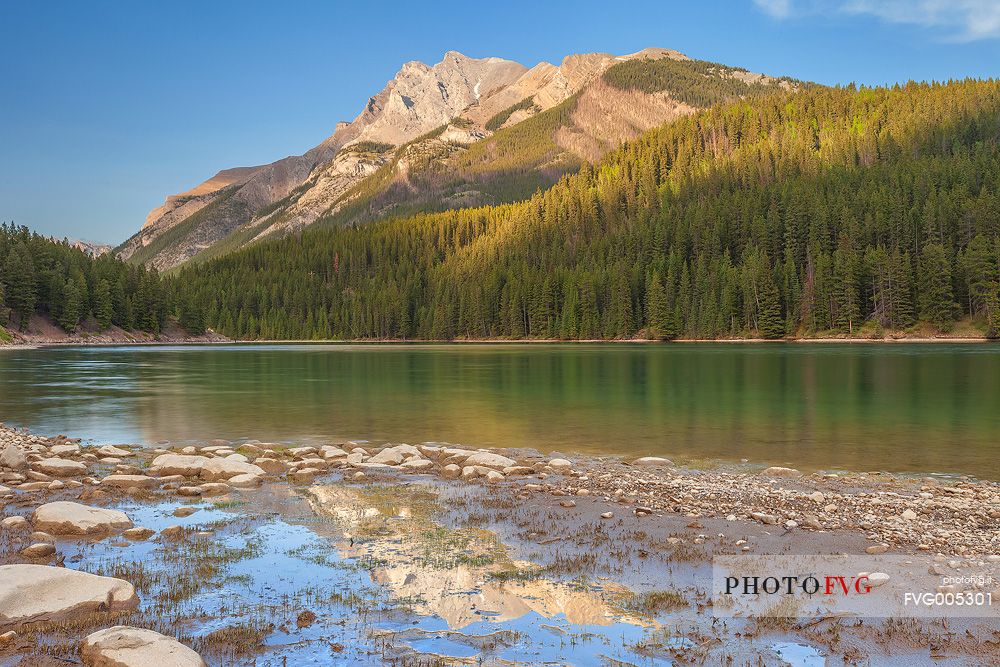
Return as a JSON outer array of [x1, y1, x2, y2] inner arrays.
[[170, 80, 1000, 340], [0, 223, 167, 334], [602, 56, 796, 107]]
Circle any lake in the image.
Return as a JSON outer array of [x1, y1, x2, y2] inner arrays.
[[1, 343, 997, 478]]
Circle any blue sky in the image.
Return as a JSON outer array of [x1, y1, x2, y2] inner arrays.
[[2, 0, 998, 244]]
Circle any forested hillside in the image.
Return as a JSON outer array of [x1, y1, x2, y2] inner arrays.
[[0, 224, 168, 337], [303, 57, 794, 234], [170, 80, 1000, 341]]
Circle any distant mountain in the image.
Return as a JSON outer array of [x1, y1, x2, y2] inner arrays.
[[57, 237, 112, 257], [118, 48, 794, 270]]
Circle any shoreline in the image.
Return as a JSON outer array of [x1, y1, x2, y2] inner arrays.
[[3, 334, 996, 350], [2, 423, 998, 664], [3, 423, 997, 556]]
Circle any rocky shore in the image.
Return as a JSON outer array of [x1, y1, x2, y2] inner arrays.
[[1, 422, 999, 664]]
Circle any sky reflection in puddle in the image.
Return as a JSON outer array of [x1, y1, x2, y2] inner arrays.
[[53, 484, 676, 666]]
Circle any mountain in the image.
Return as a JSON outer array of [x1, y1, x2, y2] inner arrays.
[[59, 238, 112, 257], [167, 79, 1000, 341], [120, 49, 793, 270]]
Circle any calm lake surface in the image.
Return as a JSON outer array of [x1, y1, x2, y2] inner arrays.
[[1, 343, 998, 478]]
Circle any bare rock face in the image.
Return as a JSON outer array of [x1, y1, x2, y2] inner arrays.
[[32, 501, 132, 536], [81, 626, 207, 667], [0, 565, 139, 626], [349, 51, 527, 147]]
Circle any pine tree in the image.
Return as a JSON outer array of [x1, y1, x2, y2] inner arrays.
[[179, 293, 205, 335], [1, 243, 37, 330], [94, 279, 113, 330], [58, 278, 81, 332]]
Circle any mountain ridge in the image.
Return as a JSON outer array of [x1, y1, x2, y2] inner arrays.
[[120, 48, 793, 270]]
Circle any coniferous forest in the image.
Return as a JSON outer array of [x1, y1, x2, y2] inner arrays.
[[0, 224, 166, 336], [164, 80, 1000, 341], [13, 80, 997, 343]]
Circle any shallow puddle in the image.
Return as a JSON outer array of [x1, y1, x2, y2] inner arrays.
[[37, 482, 682, 665], [10, 477, 992, 666]]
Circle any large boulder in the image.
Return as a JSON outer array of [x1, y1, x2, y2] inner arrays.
[[0, 445, 28, 471], [462, 452, 517, 469], [81, 626, 207, 667], [32, 502, 132, 536], [33, 458, 87, 477], [149, 454, 208, 477], [199, 458, 265, 481], [0, 565, 138, 626]]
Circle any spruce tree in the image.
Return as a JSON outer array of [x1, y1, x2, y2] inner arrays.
[[645, 272, 673, 340], [920, 243, 957, 331], [757, 273, 785, 339]]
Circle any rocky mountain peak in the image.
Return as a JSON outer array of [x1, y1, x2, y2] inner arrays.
[[345, 51, 526, 148]]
